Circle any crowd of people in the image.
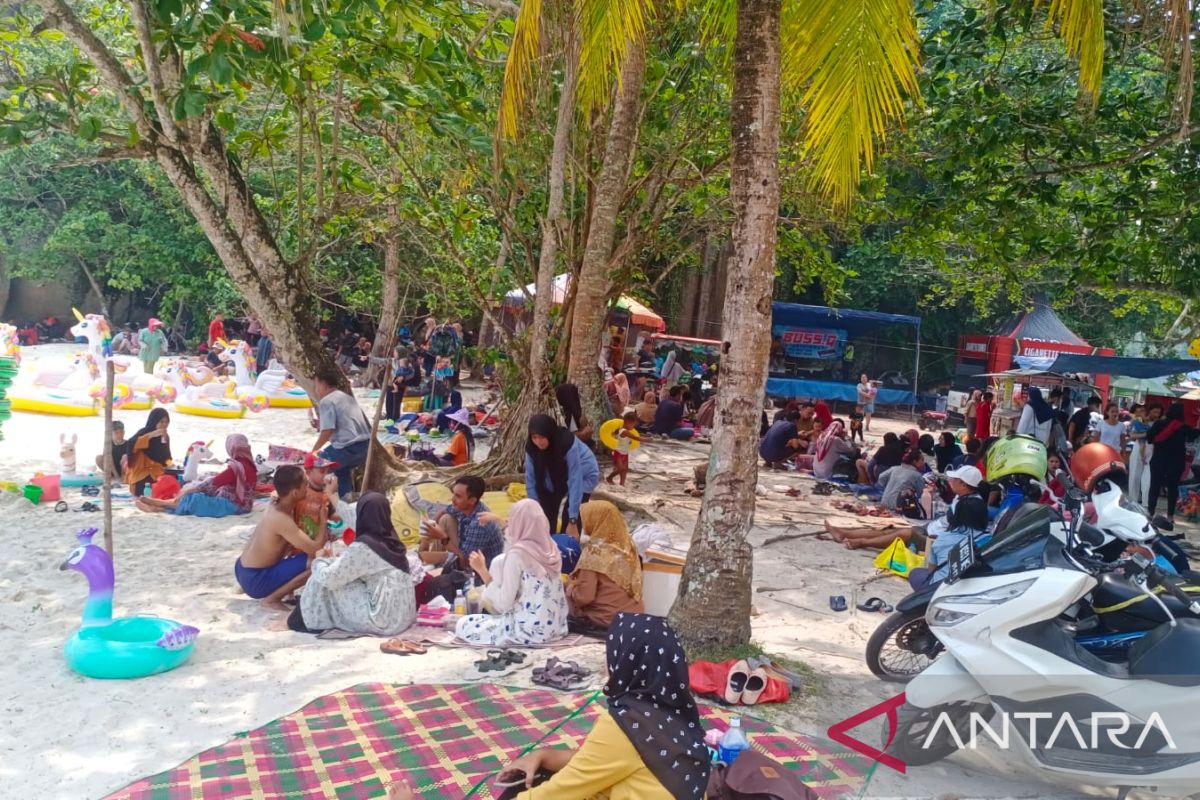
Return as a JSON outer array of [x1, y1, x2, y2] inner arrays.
[[761, 385, 1200, 534]]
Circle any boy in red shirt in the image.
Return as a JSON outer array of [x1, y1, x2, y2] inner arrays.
[[294, 453, 339, 541], [207, 312, 226, 348]]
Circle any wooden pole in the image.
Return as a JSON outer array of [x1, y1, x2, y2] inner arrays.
[[102, 359, 114, 556]]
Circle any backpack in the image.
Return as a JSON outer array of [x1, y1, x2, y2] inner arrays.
[[428, 325, 458, 356], [706, 750, 818, 800], [895, 490, 926, 520]]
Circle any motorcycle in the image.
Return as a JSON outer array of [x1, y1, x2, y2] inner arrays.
[[866, 486, 1200, 683], [887, 479, 1200, 794]]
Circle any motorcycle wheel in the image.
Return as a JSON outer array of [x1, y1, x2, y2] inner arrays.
[[884, 701, 993, 767], [865, 608, 943, 683]]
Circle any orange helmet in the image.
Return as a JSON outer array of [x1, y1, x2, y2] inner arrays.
[[1070, 442, 1126, 494]]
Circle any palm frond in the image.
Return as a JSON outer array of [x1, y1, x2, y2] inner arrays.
[[1044, 0, 1105, 105], [787, 0, 921, 207], [576, 0, 655, 113], [497, 0, 544, 140]]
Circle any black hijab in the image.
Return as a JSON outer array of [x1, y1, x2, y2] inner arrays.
[[131, 408, 172, 464], [355, 492, 409, 572], [1027, 387, 1054, 424], [933, 432, 961, 473], [526, 414, 575, 494], [604, 613, 710, 799], [555, 382, 584, 430]]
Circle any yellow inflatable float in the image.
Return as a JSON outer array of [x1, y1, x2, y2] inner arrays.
[[9, 389, 98, 416]]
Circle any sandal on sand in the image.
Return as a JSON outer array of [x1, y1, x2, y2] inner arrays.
[[474, 655, 514, 672], [488, 648, 527, 666], [381, 639, 427, 656], [532, 662, 590, 691], [856, 597, 894, 613], [829, 595, 848, 612]]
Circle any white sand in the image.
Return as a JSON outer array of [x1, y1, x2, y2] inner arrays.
[[0, 347, 1099, 798]]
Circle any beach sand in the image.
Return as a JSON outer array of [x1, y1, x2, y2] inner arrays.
[[0, 347, 1095, 798]]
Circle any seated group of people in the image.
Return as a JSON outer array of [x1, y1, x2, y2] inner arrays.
[[235, 461, 646, 646]]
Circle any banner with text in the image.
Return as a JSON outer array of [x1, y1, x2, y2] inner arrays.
[[772, 326, 848, 360]]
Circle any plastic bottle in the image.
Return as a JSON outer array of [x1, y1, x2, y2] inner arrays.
[[718, 716, 749, 764], [466, 575, 482, 614], [453, 589, 466, 615]]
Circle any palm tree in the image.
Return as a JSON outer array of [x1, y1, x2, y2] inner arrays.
[[668, 0, 1115, 648], [498, 0, 1112, 647]]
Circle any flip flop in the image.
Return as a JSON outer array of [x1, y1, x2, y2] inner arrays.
[[856, 597, 894, 613], [54, 501, 69, 513], [829, 595, 848, 612], [488, 648, 527, 666], [380, 639, 427, 656], [474, 656, 513, 672]]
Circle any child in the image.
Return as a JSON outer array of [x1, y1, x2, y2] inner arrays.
[[606, 412, 641, 486], [295, 453, 340, 542], [95, 421, 130, 482], [849, 405, 865, 444], [235, 465, 325, 607]]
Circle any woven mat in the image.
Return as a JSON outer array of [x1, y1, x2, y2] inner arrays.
[[103, 683, 870, 800]]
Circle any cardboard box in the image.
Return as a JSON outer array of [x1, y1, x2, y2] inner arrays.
[[642, 545, 687, 617]]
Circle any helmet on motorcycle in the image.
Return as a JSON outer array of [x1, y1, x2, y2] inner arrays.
[[1069, 442, 1126, 494], [985, 433, 1047, 483]]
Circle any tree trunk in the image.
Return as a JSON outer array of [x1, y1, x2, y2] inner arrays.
[[529, 37, 579, 397], [77, 258, 110, 318], [0, 253, 9, 319], [566, 41, 647, 425], [669, 0, 781, 650], [37, 0, 349, 396], [368, 208, 402, 390]]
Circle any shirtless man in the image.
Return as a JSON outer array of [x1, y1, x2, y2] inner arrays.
[[234, 465, 326, 608]]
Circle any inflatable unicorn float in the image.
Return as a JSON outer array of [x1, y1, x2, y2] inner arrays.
[[220, 339, 312, 409], [8, 310, 159, 416], [61, 527, 198, 679]]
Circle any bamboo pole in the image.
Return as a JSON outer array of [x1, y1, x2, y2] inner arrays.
[[102, 359, 114, 556]]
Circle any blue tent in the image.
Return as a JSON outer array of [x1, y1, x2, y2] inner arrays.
[[1049, 354, 1200, 380], [768, 302, 923, 406]]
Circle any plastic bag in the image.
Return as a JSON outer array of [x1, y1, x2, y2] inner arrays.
[[874, 537, 924, 577]]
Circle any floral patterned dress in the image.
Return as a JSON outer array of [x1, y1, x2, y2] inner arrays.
[[455, 552, 568, 646]]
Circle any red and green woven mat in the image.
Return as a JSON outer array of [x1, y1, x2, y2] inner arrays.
[[103, 682, 871, 800]]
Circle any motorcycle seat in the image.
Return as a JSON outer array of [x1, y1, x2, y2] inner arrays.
[[1127, 618, 1200, 687]]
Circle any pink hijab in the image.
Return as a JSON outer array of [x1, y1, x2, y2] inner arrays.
[[612, 373, 630, 409], [814, 420, 845, 462], [220, 434, 255, 510], [505, 499, 562, 578]]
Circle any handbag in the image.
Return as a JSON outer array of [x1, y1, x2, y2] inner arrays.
[[706, 749, 818, 799]]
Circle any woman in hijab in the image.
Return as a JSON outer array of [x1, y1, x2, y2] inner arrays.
[[813, 400, 834, 428], [125, 408, 172, 497], [634, 391, 658, 428], [524, 414, 600, 540], [1016, 386, 1054, 444], [135, 434, 256, 517], [812, 420, 862, 482], [605, 372, 632, 417], [455, 499, 569, 646], [1147, 402, 1200, 526], [566, 501, 644, 630], [497, 614, 709, 799], [290, 492, 417, 635], [933, 431, 962, 473], [435, 389, 464, 432], [554, 382, 594, 443]]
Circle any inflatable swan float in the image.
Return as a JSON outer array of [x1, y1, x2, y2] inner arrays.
[[61, 527, 198, 679]]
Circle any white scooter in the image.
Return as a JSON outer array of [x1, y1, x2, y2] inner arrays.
[[890, 480, 1200, 797]]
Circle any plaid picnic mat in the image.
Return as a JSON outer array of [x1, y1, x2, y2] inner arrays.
[[103, 682, 871, 800]]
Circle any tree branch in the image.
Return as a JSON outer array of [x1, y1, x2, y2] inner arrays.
[[127, 0, 182, 143]]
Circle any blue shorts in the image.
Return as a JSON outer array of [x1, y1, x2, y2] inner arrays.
[[235, 554, 308, 599], [863, 401, 876, 414], [170, 493, 243, 518]]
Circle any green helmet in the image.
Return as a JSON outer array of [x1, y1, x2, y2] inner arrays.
[[985, 433, 1047, 483]]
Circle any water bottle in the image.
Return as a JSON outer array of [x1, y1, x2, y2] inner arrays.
[[453, 589, 466, 615], [718, 716, 749, 764]]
